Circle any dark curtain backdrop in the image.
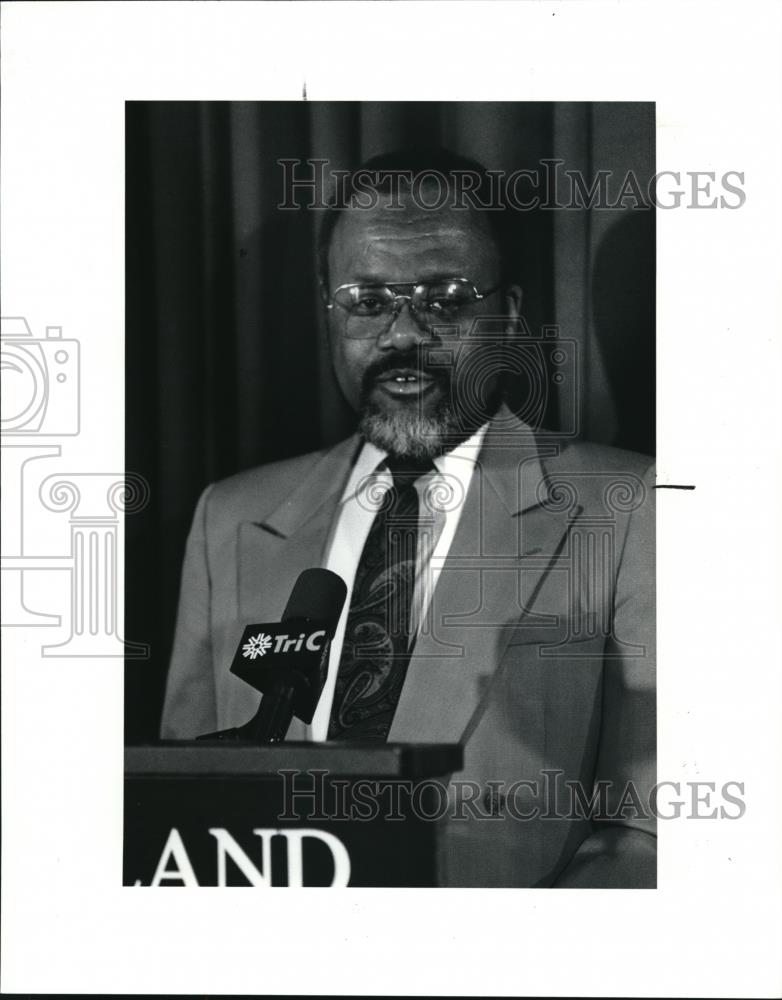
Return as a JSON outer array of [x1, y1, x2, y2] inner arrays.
[[126, 101, 655, 742]]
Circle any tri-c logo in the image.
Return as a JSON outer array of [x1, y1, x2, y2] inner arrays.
[[241, 628, 326, 660]]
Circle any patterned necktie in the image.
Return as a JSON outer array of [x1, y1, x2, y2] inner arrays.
[[328, 457, 434, 741]]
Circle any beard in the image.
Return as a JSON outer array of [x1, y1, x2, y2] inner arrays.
[[357, 349, 500, 459], [359, 402, 459, 460]]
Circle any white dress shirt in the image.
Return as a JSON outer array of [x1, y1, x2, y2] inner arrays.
[[309, 424, 488, 741]]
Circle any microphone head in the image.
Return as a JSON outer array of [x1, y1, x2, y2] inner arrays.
[[281, 567, 347, 633], [229, 568, 348, 726]]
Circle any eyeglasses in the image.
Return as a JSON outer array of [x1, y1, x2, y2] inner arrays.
[[324, 277, 502, 339]]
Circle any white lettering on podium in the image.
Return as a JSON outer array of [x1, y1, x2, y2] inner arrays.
[[142, 828, 351, 886], [149, 828, 200, 886], [276, 829, 351, 887], [210, 828, 273, 886]]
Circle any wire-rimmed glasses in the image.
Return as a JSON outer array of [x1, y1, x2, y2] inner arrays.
[[324, 277, 502, 339]]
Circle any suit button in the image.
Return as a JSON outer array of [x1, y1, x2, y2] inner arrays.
[[483, 788, 506, 816]]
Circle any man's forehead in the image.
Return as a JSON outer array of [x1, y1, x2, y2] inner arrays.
[[335, 200, 491, 242], [329, 202, 498, 279]]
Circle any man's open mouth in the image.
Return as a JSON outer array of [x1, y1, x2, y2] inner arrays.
[[373, 368, 437, 397]]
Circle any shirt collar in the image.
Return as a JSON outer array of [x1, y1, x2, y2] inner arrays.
[[339, 423, 489, 505]]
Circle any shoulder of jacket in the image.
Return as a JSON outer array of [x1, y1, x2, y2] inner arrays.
[[537, 438, 655, 520], [543, 437, 654, 479], [201, 445, 336, 524]]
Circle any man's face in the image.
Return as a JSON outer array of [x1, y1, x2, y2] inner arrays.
[[326, 192, 521, 458]]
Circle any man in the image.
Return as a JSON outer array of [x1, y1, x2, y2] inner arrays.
[[161, 149, 656, 888]]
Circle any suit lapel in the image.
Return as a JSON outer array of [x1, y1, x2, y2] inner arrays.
[[222, 437, 360, 735], [389, 411, 573, 743], [236, 435, 360, 623]]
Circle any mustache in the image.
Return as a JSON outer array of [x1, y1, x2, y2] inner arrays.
[[360, 350, 451, 394]]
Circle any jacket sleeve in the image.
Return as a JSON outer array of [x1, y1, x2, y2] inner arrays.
[[555, 462, 657, 887], [160, 485, 218, 739]]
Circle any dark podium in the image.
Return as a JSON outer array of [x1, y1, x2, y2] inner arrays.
[[124, 742, 462, 887]]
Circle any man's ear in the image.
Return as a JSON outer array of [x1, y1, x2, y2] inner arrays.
[[504, 284, 523, 335]]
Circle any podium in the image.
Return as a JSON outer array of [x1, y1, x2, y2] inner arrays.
[[124, 742, 463, 887]]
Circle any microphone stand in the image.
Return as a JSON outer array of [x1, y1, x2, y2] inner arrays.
[[196, 639, 331, 743], [196, 684, 294, 743], [246, 683, 295, 743]]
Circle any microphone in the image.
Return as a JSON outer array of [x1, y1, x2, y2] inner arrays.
[[197, 568, 347, 743]]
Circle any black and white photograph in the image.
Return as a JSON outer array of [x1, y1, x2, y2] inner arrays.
[[125, 101, 657, 890], [1, 2, 781, 996]]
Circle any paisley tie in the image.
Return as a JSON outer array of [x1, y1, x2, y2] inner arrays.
[[328, 457, 434, 741]]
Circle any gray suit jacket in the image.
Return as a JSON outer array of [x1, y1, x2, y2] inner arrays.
[[162, 409, 656, 887]]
